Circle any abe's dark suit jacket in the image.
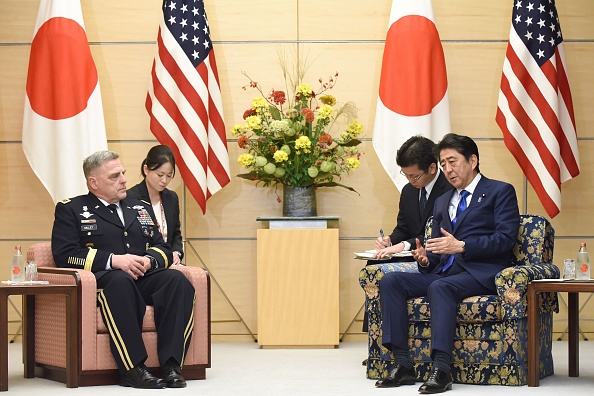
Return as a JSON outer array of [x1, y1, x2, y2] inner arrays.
[[127, 180, 184, 256], [421, 175, 520, 291], [389, 171, 453, 247]]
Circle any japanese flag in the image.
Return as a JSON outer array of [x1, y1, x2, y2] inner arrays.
[[22, 0, 108, 203], [372, 0, 450, 191]]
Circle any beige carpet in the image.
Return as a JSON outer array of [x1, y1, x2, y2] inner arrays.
[[4, 341, 594, 395]]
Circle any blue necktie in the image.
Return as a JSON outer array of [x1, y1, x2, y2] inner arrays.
[[442, 190, 470, 273], [419, 187, 427, 217]]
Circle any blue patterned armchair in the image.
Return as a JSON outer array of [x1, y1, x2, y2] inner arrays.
[[359, 214, 559, 385]]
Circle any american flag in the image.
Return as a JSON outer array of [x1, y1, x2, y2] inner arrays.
[[496, 0, 579, 218], [146, 0, 230, 214]]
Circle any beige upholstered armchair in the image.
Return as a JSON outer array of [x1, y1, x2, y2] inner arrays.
[[26, 242, 210, 386]]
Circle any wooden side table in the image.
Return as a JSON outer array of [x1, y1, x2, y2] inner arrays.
[[527, 280, 594, 387], [0, 283, 78, 391], [256, 217, 340, 348]]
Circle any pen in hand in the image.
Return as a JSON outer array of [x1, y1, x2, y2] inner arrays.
[[379, 229, 389, 249]]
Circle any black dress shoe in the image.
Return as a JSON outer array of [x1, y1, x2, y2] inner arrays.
[[119, 364, 166, 389], [163, 363, 187, 388], [418, 367, 453, 394], [375, 364, 416, 388]]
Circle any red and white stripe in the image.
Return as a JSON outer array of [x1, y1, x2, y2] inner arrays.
[[146, 19, 230, 214], [496, 27, 579, 218]]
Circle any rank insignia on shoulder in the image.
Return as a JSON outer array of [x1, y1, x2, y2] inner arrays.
[[59, 198, 71, 204]]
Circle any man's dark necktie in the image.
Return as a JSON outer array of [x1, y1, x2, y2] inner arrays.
[[107, 204, 122, 225], [442, 190, 470, 273], [419, 187, 427, 217]]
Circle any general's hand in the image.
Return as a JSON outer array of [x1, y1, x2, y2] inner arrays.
[[412, 238, 429, 266], [111, 254, 149, 280], [425, 228, 464, 255], [172, 251, 181, 265], [374, 236, 391, 250]]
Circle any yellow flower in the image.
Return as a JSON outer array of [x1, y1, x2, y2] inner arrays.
[[318, 104, 334, 120], [273, 150, 289, 163], [251, 97, 268, 112], [319, 95, 336, 106], [296, 83, 312, 98], [231, 124, 244, 136], [347, 157, 360, 169], [295, 136, 312, 152], [238, 153, 255, 167], [245, 115, 262, 130], [347, 120, 364, 137]]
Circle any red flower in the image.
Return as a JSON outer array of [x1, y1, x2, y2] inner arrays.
[[301, 108, 315, 123], [269, 90, 286, 105], [243, 109, 257, 119], [238, 136, 249, 149]]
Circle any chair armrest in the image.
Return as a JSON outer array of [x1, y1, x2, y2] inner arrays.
[[38, 267, 99, 327], [495, 262, 560, 319], [170, 265, 210, 366], [359, 262, 418, 312]]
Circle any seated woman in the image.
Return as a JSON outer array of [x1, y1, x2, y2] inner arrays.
[[127, 145, 184, 265]]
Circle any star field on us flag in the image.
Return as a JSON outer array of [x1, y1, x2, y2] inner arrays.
[[512, 0, 563, 66], [164, 0, 212, 67]]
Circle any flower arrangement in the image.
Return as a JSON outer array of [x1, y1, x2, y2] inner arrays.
[[232, 62, 364, 194]]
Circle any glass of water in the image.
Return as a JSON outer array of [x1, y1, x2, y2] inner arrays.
[[25, 261, 38, 282], [563, 259, 575, 280]]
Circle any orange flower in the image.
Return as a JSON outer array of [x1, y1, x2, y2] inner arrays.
[[301, 108, 314, 123], [238, 136, 249, 149]]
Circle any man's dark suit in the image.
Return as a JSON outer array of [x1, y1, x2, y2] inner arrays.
[[127, 180, 183, 256], [363, 172, 452, 332], [389, 171, 452, 247], [52, 193, 195, 373], [379, 176, 519, 357]]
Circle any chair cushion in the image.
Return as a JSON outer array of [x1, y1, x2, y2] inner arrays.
[[409, 294, 503, 323]]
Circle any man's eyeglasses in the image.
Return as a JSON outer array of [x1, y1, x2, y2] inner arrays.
[[399, 170, 426, 181]]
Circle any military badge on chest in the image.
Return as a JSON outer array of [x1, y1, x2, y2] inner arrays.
[[136, 207, 155, 238]]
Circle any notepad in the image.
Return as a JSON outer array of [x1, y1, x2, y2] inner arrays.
[[353, 250, 413, 260]]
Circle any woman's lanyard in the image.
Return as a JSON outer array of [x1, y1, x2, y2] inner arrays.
[[153, 200, 167, 241]]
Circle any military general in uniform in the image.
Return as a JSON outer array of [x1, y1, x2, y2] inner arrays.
[[51, 150, 195, 389]]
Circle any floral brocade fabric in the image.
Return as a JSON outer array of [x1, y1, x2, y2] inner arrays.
[[359, 214, 559, 385]]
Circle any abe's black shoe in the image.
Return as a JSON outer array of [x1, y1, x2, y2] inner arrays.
[[119, 364, 166, 389], [418, 367, 453, 394], [162, 362, 187, 388], [375, 364, 416, 388]]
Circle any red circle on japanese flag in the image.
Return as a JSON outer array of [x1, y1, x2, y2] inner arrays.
[[26, 17, 98, 120], [379, 15, 448, 117]]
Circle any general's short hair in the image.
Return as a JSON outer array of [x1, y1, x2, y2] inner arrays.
[[396, 135, 437, 171], [83, 150, 120, 178], [435, 133, 480, 173]]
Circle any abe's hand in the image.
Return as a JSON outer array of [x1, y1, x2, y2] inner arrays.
[[425, 228, 463, 255], [412, 238, 428, 266], [111, 254, 149, 280]]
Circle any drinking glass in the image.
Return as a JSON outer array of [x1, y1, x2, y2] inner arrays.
[[25, 261, 38, 282]]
